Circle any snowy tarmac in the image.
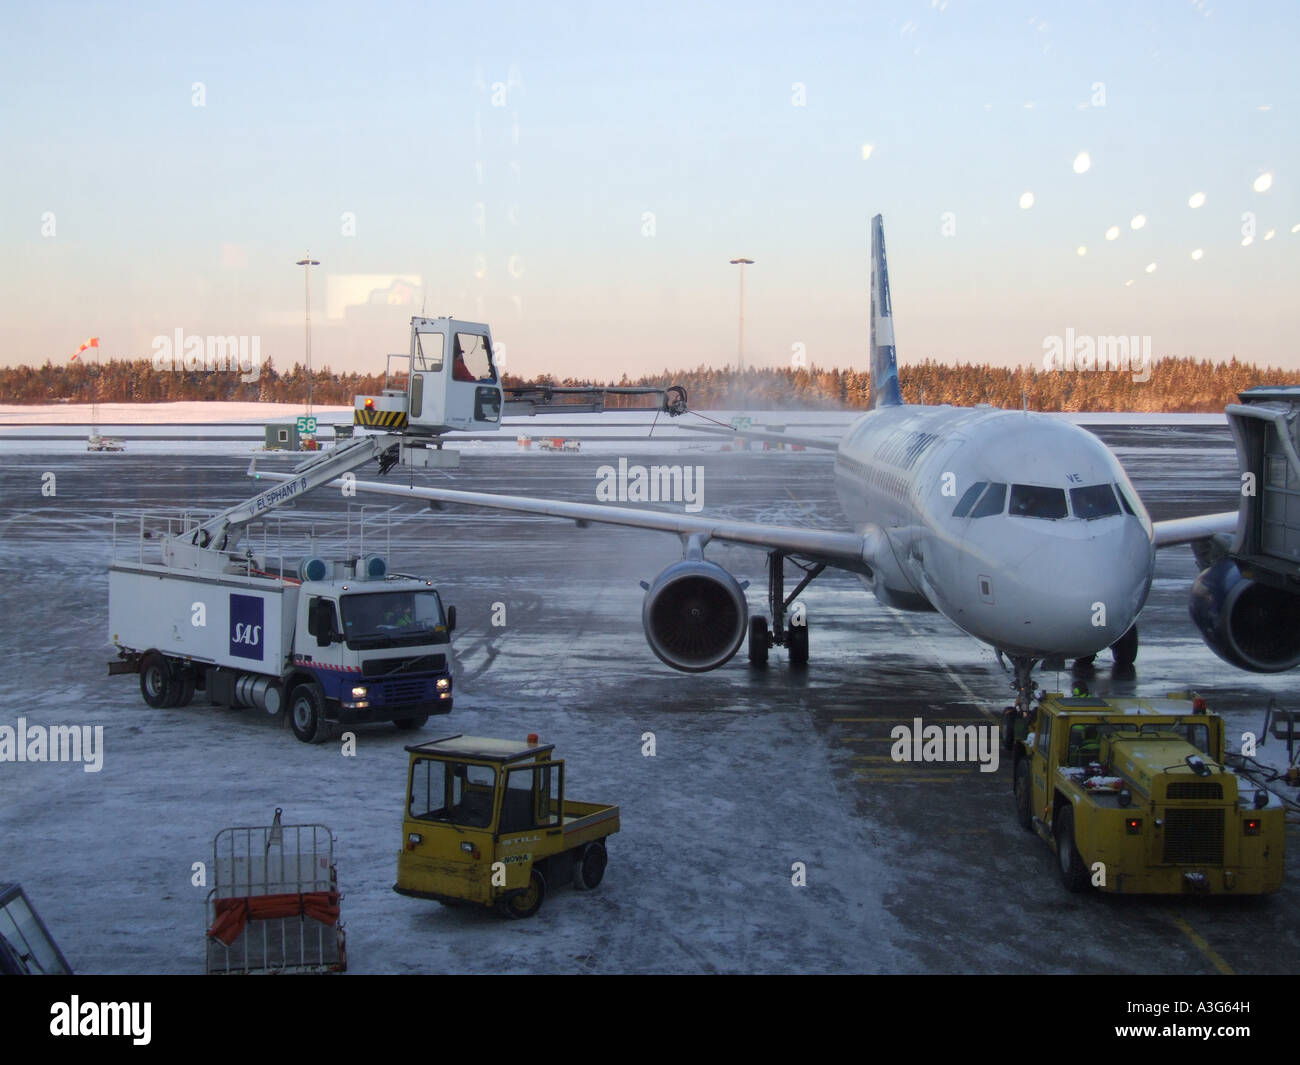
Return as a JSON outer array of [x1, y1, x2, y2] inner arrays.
[[1, 419, 1297, 974]]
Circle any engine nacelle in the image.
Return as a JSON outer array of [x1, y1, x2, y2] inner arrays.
[[641, 560, 748, 672], [1189, 558, 1300, 672]]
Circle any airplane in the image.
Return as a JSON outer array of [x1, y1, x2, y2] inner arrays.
[[254, 215, 1298, 721]]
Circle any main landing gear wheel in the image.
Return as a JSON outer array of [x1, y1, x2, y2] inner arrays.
[[498, 868, 547, 919], [289, 684, 329, 744], [1110, 624, 1139, 667], [1072, 654, 1096, 670], [760, 550, 824, 672], [787, 623, 809, 667], [748, 616, 770, 666]]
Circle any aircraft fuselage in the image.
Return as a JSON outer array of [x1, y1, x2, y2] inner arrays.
[[833, 403, 1156, 659]]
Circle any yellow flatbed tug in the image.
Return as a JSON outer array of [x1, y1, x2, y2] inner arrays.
[[394, 734, 620, 918], [1009, 691, 1285, 894]]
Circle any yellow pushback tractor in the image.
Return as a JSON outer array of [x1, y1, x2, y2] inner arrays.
[[1009, 691, 1285, 894], [394, 734, 620, 918]]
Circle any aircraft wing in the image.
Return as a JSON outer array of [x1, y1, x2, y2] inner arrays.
[[253, 470, 871, 570], [677, 423, 841, 451], [1151, 511, 1238, 548]]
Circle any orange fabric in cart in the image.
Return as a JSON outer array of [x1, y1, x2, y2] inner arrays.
[[207, 891, 340, 946]]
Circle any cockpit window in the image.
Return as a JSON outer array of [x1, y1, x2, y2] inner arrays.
[[1113, 482, 1137, 516], [952, 481, 988, 518], [1070, 484, 1122, 519], [969, 482, 1007, 518], [1009, 484, 1068, 520]]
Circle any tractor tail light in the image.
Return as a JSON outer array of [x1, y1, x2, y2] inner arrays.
[[1125, 818, 1142, 835]]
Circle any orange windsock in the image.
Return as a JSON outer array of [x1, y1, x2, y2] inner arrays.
[[70, 336, 99, 361]]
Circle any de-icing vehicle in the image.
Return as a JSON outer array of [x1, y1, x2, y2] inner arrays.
[[108, 433, 457, 742], [108, 317, 684, 742]]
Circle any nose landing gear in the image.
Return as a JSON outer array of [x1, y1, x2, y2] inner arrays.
[[999, 653, 1041, 752]]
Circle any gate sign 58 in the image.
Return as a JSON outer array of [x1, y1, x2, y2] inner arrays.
[[296, 416, 318, 433]]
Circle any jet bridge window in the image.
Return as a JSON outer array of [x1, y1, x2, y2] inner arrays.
[[1070, 484, 1122, 520], [969, 482, 1007, 518], [952, 481, 988, 518], [1009, 484, 1068, 520]]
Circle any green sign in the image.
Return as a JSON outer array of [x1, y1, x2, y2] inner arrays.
[[295, 416, 318, 434]]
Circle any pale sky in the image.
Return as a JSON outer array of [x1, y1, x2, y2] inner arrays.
[[1, 0, 1297, 382]]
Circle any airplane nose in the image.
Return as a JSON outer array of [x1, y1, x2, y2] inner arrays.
[[1004, 521, 1152, 657]]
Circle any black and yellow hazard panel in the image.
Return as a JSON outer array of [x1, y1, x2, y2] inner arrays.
[[354, 409, 409, 428]]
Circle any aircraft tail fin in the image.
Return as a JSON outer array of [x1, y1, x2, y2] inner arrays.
[[869, 214, 903, 408]]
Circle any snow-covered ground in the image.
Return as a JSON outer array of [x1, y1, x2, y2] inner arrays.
[[2, 414, 1296, 975]]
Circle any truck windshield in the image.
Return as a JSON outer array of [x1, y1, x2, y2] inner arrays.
[[409, 759, 496, 829], [341, 590, 449, 649]]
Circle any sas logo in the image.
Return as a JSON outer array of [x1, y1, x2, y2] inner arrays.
[[229, 594, 265, 661]]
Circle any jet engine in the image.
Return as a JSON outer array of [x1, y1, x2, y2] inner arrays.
[[641, 560, 748, 672], [1189, 558, 1300, 672]]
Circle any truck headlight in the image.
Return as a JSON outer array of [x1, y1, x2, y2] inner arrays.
[[437, 678, 450, 691], [351, 685, 368, 699]]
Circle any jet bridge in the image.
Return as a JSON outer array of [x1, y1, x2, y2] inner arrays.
[[1226, 386, 1300, 591]]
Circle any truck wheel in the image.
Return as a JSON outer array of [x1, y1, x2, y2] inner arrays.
[[173, 666, 196, 708], [1000, 707, 1016, 753], [748, 616, 770, 666], [394, 714, 429, 732], [1054, 805, 1090, 893], [139, 652, 176, 709], [572, 841, 608, 891], [497, 868, 546, 919], [787, 622, 809, 667], [289, 685, 328, 744], [1013, 758, 1033, 830]]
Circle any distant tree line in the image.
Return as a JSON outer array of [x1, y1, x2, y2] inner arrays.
[[4, 355, 1297, 413]]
